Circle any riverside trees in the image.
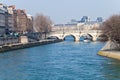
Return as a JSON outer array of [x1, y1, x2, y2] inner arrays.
[[34, 13, 52, 39], [103, 14, 120, 44]]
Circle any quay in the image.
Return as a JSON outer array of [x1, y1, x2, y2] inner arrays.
[[98, 50, 120, 60], [0, 39, 63, 53], [98, 41, 120, 60]]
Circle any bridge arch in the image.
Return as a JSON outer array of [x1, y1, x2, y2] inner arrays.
[[63, 34, 76, 41], [48, 29, 103, 42], [80, 33, 93, 41]]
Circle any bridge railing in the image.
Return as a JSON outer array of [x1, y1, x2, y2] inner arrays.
[[50, 29, 102, 34]]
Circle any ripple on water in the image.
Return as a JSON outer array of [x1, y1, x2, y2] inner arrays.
[[0, 41, 120, 80]]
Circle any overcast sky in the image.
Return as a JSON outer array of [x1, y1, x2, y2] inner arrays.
[[1, 0, 120, 24]]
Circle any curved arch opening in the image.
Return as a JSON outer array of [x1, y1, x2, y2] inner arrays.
[[80, 34, 93, 42], [64, 35, 75, 42]]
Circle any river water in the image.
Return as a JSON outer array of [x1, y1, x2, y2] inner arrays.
[[0, 37, 120, 80]]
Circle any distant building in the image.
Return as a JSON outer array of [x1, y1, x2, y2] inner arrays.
[[54, 16, 103, 31], [0, 8, 5, 35], [13, 9, 28, 33], [27, 14, 33, 32], [0, 3, 33, 35], [96, 17, 103, 22], [0, 3, 8, 35], [77, 16, 103, 30], [83, 21, 101, 30], [7, 5, 15, 14], [80, 16, 90, 23], [7, 5, 15, 32], [0, 4, 16, 35]]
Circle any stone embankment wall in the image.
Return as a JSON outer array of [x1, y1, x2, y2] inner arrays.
[[0, 39, 63, 53], [0, 37, 19, 46], [98, 41, 120, 60], [98, 51, 120, 60]]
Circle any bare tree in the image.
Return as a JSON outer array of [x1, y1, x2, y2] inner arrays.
[[103, 14, 120, 44], [34, 13, 52, 35]]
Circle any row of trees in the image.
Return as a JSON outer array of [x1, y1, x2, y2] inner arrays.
[[102, 14, 120, 44]]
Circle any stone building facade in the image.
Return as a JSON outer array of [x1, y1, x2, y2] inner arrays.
[[27, 14, 33, 32], [0, 3, 7, 35], [7, 5, 15, 31], [13, 9, 28, 33], [0, 3, 33, 36], [13, 9, 33, 33]]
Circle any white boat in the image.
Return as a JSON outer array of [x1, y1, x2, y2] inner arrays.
[[84, 39, 91, 42]]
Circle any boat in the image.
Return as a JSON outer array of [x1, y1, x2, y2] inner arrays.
[[83, 38, 91, 42], [83, 39, 91, 42]]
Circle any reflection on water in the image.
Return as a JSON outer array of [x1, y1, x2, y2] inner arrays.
[[0, 37, 119, 80]]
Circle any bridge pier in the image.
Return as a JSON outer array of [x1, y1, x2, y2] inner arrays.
[[75, 36, 80, 42], [92, 36, 97, 41], [48, 29, 102, 42], [75, 39, 79, 42]]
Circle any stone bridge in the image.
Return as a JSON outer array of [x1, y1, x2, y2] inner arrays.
[[48, 26, 103, 42]]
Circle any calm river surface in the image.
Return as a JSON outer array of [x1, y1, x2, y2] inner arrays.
[[0, 38, 120, 80]]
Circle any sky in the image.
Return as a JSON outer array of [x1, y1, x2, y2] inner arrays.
[[1, 0, 120, 24]]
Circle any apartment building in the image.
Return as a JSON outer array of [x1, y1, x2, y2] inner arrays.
[[27, 14, 33, 32], [13, 9, 28, 33], [7, 5, 15, 31], [0, 3, 7, 35], [0, 3, 34, 35]]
